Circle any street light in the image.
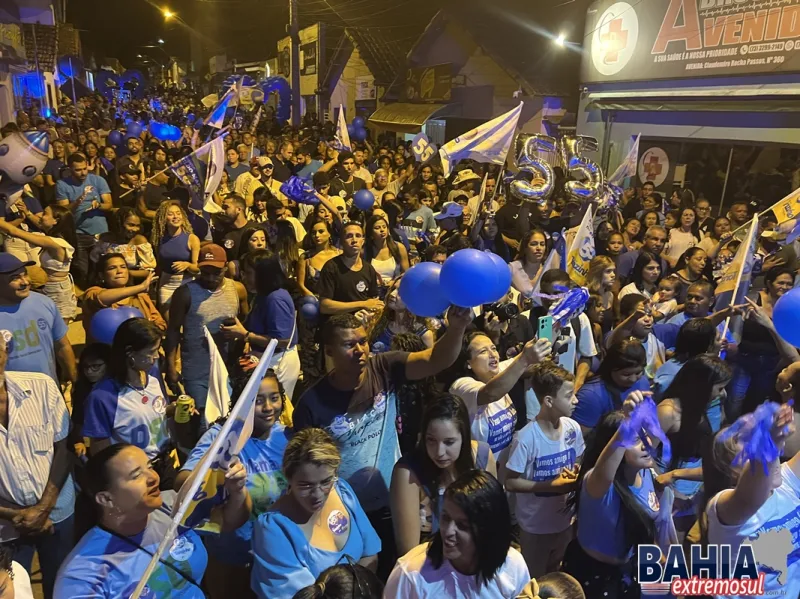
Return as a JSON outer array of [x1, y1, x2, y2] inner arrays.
[[162, 8, 174, 19], [158, 38, 165, 44], [555, 33, 566, 47]]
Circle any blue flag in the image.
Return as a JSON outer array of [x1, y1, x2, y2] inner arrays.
[[170, 153, 206, 211], [204, 86, 236, 129]]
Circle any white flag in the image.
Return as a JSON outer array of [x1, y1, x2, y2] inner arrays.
[[203, 326, 231, 425], [439, 102, 523, 178], [332, 104, 351, 152], [202, 136, 226, 215], [609, 134, 640, 187]]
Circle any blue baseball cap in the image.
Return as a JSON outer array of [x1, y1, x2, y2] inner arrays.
[[0, 253, 34, 274], [435, 202, 464, 220]]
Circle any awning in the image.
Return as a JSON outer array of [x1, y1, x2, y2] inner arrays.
[[587, 87, 800, 113], [368, 102, 460, 134]]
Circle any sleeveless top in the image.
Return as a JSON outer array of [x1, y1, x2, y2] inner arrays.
[[180, 279, 239, 383], [401, 441, 491, 536], [158, 231, 191, 273], [372, 255, 399, 286], [39, 237, 74, 275]]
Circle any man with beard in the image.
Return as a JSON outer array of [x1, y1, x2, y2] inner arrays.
[[353, 148, 373, 188], [326, 151, 367, 203], [116, 136, 146, 184], [55, 154, 113, 287], [165, 244, 247, 414], [212, 194, 255, 261], [271, 141, 294, 182]]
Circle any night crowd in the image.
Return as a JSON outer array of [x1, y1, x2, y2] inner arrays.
[[0, 89, 798, 599]]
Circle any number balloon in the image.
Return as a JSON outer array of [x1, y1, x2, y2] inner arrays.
[[509, 134, 557, 204], [561, 135, 605, 203]]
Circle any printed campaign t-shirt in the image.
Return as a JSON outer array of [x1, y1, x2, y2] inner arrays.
[[450, 359, 518, 456], [0, 292, 68, 382], [293, 351, 408, 512], [706, 464, 800, 599], [83, 368, 170, 458], [401, 206, 436, 244], [54, 491, 207, 599], [181, 423, 290, 565], [316, 255, 381, 314], [506, 418, 585, 534]]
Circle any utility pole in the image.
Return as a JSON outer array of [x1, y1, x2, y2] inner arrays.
[[289, 0, 301, 126]]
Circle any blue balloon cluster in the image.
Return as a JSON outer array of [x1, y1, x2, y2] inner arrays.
[[90, 307, 143, 345], [149, 121, 182, 142], [399, 249, 512, 316]]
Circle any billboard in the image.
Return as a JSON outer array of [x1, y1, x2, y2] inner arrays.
[[582, 0, 800, 83]]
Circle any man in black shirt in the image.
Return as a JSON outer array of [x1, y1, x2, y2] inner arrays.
[[495, 195, 532, 252], [271, 140, 294, 182], [115, 163, 143, 210], [328, 151, 366, 203], [318, 221, 383, 315], [211, 194, 254, 260]]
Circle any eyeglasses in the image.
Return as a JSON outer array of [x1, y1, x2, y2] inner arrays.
[[294, 475, 338, 496], [337, 554, 366, 599]]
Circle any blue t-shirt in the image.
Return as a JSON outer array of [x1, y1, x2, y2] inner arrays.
[[225, 162, 250, 183], [54, 492, 207, 598], [246, 289, 299, 349], [666, 311, 735, 344], [181, 423, 291, 565], [652, 358, 683, 401], [83, 368, 170, 458], [577, 467, 660, 561], [251, 479, 381, 598], [55, 173, 111, 235], [573, 375, 651, 429], [0, 292, 67, 382]]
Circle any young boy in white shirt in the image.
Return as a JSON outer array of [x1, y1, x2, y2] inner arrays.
[[505, 362, 585, 577]]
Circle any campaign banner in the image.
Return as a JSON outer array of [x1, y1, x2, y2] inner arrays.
[[411, 132, 436, 163], [566, 205, 596, 287], [582, 0, 800, 83]]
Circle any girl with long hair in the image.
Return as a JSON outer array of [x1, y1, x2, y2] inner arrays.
[[390, 394, 497, 557], [227, 225, 268, 281], [176, 370, 292, 598], [697, 216, 731, 259], [0, 202, 78, 321], [510, 228, 548, 299], [652, 317, 717, 400], [563, 392, 664, 598], [618, 250, 662, 301], [91, 207, 155, 282], [274, 219, 303, 282], [368, 277, 435, 354], [664, 207, 701, 268], [621, 218, 642, 251], [385, 470, 529, 597], [364, 215, 409, 293], [150, 200, 200, 310], [673, 247, 708, 304], [585, 255, 616, 334], [656, 354, 731, 527], [297, 219, 340, 297]]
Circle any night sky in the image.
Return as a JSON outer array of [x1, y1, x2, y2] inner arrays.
[[68, 0, 591, 74]]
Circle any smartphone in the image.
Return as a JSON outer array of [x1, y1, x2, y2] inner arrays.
[[538, 315, 554, 343]]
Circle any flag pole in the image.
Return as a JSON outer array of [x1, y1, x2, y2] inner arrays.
[[118, 130, 230, 201], [719, 214, 758, 347], [129, 340, 278, 599], [717, 146, 734, 217]]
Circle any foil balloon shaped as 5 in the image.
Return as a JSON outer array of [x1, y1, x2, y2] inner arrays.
[[509, 134, 557, 204], [561, 135, 605, 203], [597, 183, 622, 213]]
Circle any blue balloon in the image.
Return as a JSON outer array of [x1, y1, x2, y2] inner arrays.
[[353, 189, 375, 211], [351, 126, 367, 142], [90, 307, 143, 346], [773, 288, 800, 347], [352, 116, 365, 129], [347, 124, 355, 137], [399, 263, 451, 317], [260, 77, 292, 124], [299, 296, 320, 323], [127, 121, 143, 138], [107, 130, 123, 147], [440, 249, 499, 308], [484, 251, 512, 303], [149, 121, 182, 142]]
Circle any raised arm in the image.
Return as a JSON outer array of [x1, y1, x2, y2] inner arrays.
[[404, 306, 473, 380], [0, 219, 68, 261], [474, 339, 551, 407], [89, 271, 154, 307]]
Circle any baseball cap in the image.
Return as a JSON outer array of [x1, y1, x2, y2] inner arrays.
[[197, 244, 227, 267], [0, 253, 35, 274], [435, 202, 464, 220], [257, 156, 273, 168]]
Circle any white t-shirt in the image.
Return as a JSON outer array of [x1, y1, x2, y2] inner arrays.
[[384, 543, 530, 599], [506, 418, 585, 534], [450, 361, 517, 457], [664, 228, 698, 262], [618, 282, 652, 301], [12, 561, 34, 599], [706, 464, 800, 599]]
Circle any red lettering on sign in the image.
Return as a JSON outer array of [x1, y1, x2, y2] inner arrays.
[[601, 17, 629, 63], [652, 0, 703, 54]]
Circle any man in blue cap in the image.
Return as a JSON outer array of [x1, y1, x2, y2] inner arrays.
[[0, 254, 76, 385]]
